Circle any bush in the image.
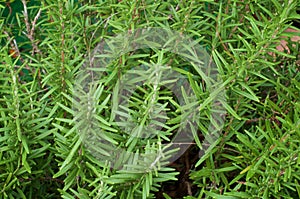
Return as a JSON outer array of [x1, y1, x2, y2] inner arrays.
[[0, 0, 299, 198]]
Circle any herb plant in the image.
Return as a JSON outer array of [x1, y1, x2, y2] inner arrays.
[[0, 0, 299, 198]]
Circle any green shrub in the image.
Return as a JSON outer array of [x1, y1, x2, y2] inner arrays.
[[0, 0, 299, 198]]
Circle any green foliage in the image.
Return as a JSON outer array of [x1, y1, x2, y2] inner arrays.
[[0, 0, 299, 198]]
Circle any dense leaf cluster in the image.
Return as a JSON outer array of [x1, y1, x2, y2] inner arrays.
[[0, 0, 299, 198]]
